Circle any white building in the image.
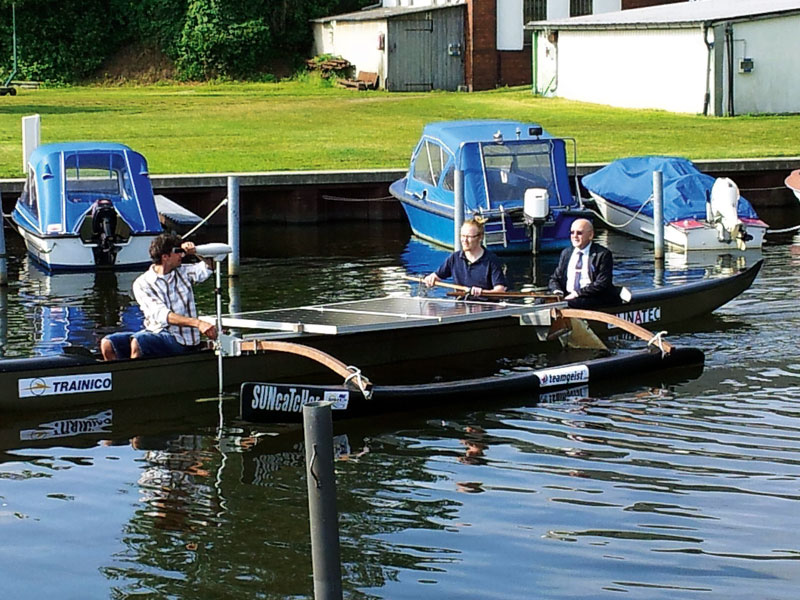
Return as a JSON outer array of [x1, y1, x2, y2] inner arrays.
[[312, 0, 685, 91], [527, 0, 800, 115]]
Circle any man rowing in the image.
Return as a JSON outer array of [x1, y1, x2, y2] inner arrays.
[[100, 233, 217, 360], [548, 218, 620, 308], [423, 219, 508, 298]]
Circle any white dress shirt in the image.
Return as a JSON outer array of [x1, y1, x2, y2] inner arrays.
[[566, 243, 592, 294]]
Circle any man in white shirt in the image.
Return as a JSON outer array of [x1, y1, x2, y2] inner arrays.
[[100, 234, 217, 360], [548, 219, 619, 308]]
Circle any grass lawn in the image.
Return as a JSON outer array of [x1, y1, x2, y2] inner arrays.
[[1, 82, 799, 178]]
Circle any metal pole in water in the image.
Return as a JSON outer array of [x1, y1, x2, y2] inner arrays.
[[0, 189, 7, 286], [215, 259, 224, 396], [303, 401, 343, 600], [454, 168, 464, 251], [227, 176, 240, 277], [0, 287, 7, 357], [653, 170, 665, 261]]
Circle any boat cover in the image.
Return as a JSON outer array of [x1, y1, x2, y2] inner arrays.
[[19, 142, 162, 235], [582, 156, 759, 222], [404, 120, 577, 213]]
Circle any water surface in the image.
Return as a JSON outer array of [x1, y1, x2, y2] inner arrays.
[[1, 222, 799, 599]]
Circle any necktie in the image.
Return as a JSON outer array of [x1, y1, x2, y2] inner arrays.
[[573, 251, 583, 292]]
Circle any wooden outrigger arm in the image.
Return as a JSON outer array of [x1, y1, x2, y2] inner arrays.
[[553, 308, 673, 354], [239, 340, 373, 398]]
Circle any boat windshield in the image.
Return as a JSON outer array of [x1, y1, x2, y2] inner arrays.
[[482, 141, 556, 205], [64, 152, 136, 202]]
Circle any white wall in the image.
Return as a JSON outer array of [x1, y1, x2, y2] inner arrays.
[[550, 28, 708, 113], [546, 0, 621, 19], [594, 0, 622, 14], [546, 0, 569, 20], [727, 15, 800, 115], [382, 0, 458, 6], [313, 20, 388, 86], [497, 0, 524, 50]]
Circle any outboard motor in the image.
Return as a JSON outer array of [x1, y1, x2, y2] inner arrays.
[[708, 178, 752, 250], [90, 199, 119, 266], [523, 188, 550, 255]]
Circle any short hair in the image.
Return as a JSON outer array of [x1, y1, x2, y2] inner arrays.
[[149, 233, 182, 264], [462, 218, 485, 237]]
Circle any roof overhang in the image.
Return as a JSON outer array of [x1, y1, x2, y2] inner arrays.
[[313, 1, 465, 24], [525, 0, 800, 32]]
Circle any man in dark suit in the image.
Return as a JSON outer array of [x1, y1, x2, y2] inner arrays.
[[549, 219, 620, 308]]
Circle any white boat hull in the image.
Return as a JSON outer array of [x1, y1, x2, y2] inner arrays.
[[17, 227, 157, 270], [589, 192, 767, 251], [785, 169, 800, 203]]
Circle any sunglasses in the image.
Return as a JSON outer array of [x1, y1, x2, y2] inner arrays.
[[172, 247, 186, 255]]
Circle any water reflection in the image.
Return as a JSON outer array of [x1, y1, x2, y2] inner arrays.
[[2, 221, 799, 599], [17, 258, 142, 356]]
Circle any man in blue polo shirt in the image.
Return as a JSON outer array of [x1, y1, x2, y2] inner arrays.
[[423, 219, 508, 297]]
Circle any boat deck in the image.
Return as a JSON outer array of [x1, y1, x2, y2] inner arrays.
[[216, 295, 552, 336]]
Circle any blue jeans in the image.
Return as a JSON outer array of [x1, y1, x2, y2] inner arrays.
[[104, 330, 200, 359]]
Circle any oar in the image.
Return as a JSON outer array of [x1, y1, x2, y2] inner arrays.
[[404, 274, 470, 293], [404, 275, 561, 301], [446, 290, 561, 300]]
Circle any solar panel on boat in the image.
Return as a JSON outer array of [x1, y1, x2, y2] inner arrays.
[[217, 296, 538, 335]]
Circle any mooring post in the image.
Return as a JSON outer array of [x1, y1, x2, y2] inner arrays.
[[303, 401, 343, 600], [453, 168, 464, 252], [226, 176, 240, 277], [653, 170, 665, 261], [0, 286, 6, 357], [0, 189, 7, 286]]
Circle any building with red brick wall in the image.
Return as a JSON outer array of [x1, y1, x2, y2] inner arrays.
[[312, 0, 689, 92]]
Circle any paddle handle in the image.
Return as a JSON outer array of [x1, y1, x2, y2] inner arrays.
[[403, 274, 469, 293]]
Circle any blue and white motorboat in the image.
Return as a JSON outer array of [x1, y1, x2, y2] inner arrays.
[[11, 142, 164, 270], [389, 120, 592, 254], [583, 156, 769, 251]]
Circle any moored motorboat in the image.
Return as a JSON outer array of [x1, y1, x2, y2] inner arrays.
[[11, 142, 164, 270], [389, 120, 592, 254], [0, 260, 760, 413], [583, 156, 769, 251]]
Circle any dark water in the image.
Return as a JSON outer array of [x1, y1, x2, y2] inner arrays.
[[1, 220, 800, 599]]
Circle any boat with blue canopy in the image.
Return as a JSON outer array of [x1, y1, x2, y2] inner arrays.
[[11, 142, 164, 270], [389, 120, 592, 254], [583, 156, 769, 251]]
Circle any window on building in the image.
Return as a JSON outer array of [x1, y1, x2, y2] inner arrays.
[[570, 0, 593, 17], [524, 0, 547, 22]]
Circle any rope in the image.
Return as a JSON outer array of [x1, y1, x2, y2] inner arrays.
[[585, 196, 653, 229], [344, 366, 372, 399], [321, 194, 395, 202], [180, 197, 228, 240], [647, 330, 669, 356], [766, 223, 800, 234]]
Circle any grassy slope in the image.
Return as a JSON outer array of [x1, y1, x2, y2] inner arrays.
[[1, 82, 799, 178]]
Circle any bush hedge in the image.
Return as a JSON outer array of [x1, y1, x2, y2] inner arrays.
[[0, 0, 373, 83]]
